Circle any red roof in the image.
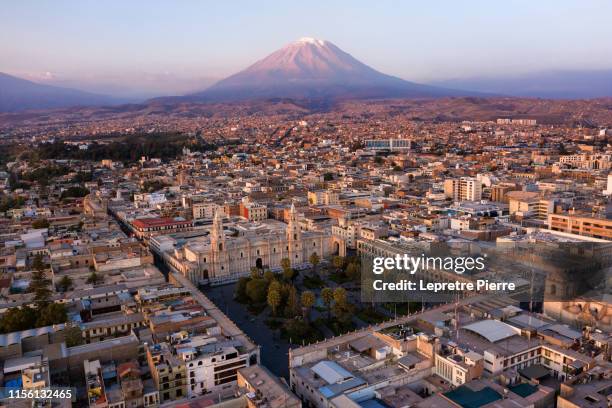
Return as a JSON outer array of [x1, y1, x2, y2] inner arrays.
[[132, 217, 192, 229]]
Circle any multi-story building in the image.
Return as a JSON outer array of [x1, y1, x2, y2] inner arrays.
[[146, 342, 187, 403], [133, 193, 167, 209], [548, 213, 612, 240], [192, 202, 218, 220], [507, 191, 554, 220], [239, 202, 268, 222], [444, 177, 482, 202], [434, 344, 483, 386], [490, 183, 519, 203], [173, 332, 251, 398], [237, 365, 301, 408], [308, 190, 340, 206], [364, 139, 412, 151]]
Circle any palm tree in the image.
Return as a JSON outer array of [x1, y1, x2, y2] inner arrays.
[[346, 262, 360, 281], [250, 267, 261, 279], [333, 287, 348, 306], [332, 256, 345, 271], [285, 285, 300, 317], [321, 287, 333, 320], [309, 252, 320, 276], [267, 288, 282, 316], [300, 291, 316, 321]]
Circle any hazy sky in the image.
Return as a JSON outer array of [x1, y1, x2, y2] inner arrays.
[[2, 0, 612, 97]]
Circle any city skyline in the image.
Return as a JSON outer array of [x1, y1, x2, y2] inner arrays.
[[2, 1, 612, 98]]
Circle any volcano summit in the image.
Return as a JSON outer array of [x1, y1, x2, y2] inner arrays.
[[183, 38, 475, 102]]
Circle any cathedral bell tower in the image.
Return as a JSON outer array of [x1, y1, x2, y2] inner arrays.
[[210, 209, 229, 277], [287, 203, 303, 264]]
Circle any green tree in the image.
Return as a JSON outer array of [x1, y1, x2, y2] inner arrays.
[[283, 266, 295, 281], [0, 195, 26, 212], [309, 252, 320, 276], [235, 277, 250, 302], [280, 258, 291, 273], [281, 257, 296, 281], [267, 288, 282, 316], [346, 262, 360, 281], [31, 254, 45, 271], [332, 256, 345, 271], [333, 287, 348, 306], [31, 218, 50, 229], [263, 270, 275, 282], [29, 269, 52, 307], [58, 275, 73, 292], [332, 287, 353, 324], [86, 271, 101, 285], [321, 287, 334, 320], [245, 279, 268, 304], [301, 291, 316, 321], [36, 303, 67, 327], [285, 285, 300, 318], [250, 267, 261, 279], [0, 306, 37, 333], [64, 325, 84, 347], [60, 186, 90, 200]]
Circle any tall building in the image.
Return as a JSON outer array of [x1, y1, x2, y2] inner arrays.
[[444, 177, 482, 202]]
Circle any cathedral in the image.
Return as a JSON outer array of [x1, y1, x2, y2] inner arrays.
[[166, 204, 333, 284]]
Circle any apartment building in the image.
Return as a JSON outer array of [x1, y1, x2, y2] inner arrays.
[[548, 213, 612, 240], [308, 190, 340, 206], [173, 332, 251, 397], [239, 202, 268, 222], [146, 342, 187, 403], [507, 191, 554, 220], [444, 177, 482, 201], [192, 202, 218, 220], [434, 344, 484, 386]]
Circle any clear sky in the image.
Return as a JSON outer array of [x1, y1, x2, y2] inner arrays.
[[2, 0, 611, 97]]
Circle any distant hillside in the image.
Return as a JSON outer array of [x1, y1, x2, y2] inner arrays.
[[0, 72, 123, 112], [430, 70, 612, 99], [2, 98, 612, 130]]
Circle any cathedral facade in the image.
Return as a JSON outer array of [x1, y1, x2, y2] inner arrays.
[[168, 205, 333, 284]]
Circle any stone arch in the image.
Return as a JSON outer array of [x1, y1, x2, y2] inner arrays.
[[331, 236, 346, 257]]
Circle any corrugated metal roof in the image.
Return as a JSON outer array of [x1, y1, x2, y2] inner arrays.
[[462, 320, 519, 343], [311, 360, 353, 385]]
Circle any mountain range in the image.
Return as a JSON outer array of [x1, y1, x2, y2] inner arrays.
[[431, 70, 612, 99], [0, 72, 123, 112], [1, 38, 611, 112]]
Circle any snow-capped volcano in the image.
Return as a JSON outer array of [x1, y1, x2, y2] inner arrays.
[[185, 38, 475, 101]]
